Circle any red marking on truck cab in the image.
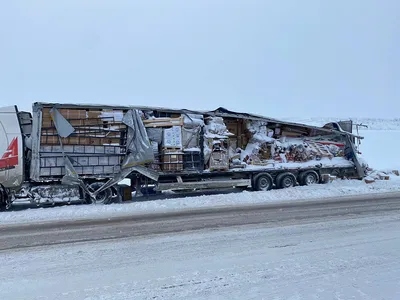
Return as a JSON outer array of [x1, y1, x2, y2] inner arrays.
[[0, 137, 18, 170]]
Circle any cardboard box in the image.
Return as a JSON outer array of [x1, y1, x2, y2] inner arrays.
[[58, 109, 88, 120], [87, 110, 102, 119], [42, 118, 53, 128], [41, 135, 59, 145]]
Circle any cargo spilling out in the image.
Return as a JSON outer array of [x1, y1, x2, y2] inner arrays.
[[0, 102, 368, 208]]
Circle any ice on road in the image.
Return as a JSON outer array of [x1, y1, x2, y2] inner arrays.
[[1, 213, 400, 299]]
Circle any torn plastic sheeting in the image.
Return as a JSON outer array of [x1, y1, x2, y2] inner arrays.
[[146, 127, 163, 144], [182, 127, 200, 149], [122, 109, 154, 168], [183, 114, 204, 128], [92, 110, 159, 193], [63, 109, 158, 200], [49, 107, 75, 138], [92, 110, 159, 197]]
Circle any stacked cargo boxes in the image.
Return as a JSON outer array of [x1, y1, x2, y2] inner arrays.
[[38, 105, 127, 177], [161, 126, 184, 172], [143, 116, 185, 172]]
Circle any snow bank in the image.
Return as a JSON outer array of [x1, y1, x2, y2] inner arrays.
[[281, 117, 400, 131], [1, 177, 400, 226]]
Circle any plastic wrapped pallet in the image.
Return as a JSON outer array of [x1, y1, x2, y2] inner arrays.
[[146, 128, 163, 144], [162, 126, 182, 148], [182, 127, 200, 149], [183, 114, 204, 128]]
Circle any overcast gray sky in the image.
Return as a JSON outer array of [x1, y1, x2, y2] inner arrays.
[[1, 0, 399, 118]]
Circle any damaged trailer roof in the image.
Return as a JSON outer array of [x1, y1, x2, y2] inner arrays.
[[33, 102, 363, 140]]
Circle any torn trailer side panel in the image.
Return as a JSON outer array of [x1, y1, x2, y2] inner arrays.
[[1, 102, 367, 207], [29, 102, 367, 183]]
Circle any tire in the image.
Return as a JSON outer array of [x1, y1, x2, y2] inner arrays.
[[276, 172, 297, 189], [252, 173, 273, 191], [299, 170, 320, 186], [86, 182, 114, 205]]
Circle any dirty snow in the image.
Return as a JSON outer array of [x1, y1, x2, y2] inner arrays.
[[1, 177, 399, 226], [1, 213, 399, 300]]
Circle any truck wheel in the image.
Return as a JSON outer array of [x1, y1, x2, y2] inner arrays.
[[276, 172, 297, 189], [253, 173, 273, 191], [299, 170, 320, 186], [86, 182, 114, 205]]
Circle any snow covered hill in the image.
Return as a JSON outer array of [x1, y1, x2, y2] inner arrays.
[[282, 117, 400, 131]]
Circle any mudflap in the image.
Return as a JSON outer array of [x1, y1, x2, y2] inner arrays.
[[0, 184, 10, 210]]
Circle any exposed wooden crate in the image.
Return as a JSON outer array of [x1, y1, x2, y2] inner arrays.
[[161, 150, 184, 172]]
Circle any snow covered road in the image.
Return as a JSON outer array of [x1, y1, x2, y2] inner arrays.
[[1, 192, 400, 251], [3, 177, 400, 226], [1, 194, 400, 299]]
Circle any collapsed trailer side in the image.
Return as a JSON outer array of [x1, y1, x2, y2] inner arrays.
[[2, 102, 367, 207], [128, 106, 365, 194]]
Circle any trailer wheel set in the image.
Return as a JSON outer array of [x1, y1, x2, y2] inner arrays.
[[251, 170, 320, 191]]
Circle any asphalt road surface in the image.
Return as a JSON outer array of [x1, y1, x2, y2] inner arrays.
[[1, 192, 399, 251], [1, 193, 400, 300]]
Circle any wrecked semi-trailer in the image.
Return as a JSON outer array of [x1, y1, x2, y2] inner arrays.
[[0, 102, 367, 209]]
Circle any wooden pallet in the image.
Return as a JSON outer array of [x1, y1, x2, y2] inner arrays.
[[143, 117, 184, 128]]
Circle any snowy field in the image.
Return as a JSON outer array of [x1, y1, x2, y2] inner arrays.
[[1, 213, 399, 299], [361, 130, 400, 171], [1, 118, 400, 225]]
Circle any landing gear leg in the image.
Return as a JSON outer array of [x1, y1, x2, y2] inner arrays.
[[134, 175, 143, 198]]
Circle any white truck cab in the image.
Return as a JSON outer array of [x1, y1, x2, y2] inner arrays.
[[0, 106, 25, 190]]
